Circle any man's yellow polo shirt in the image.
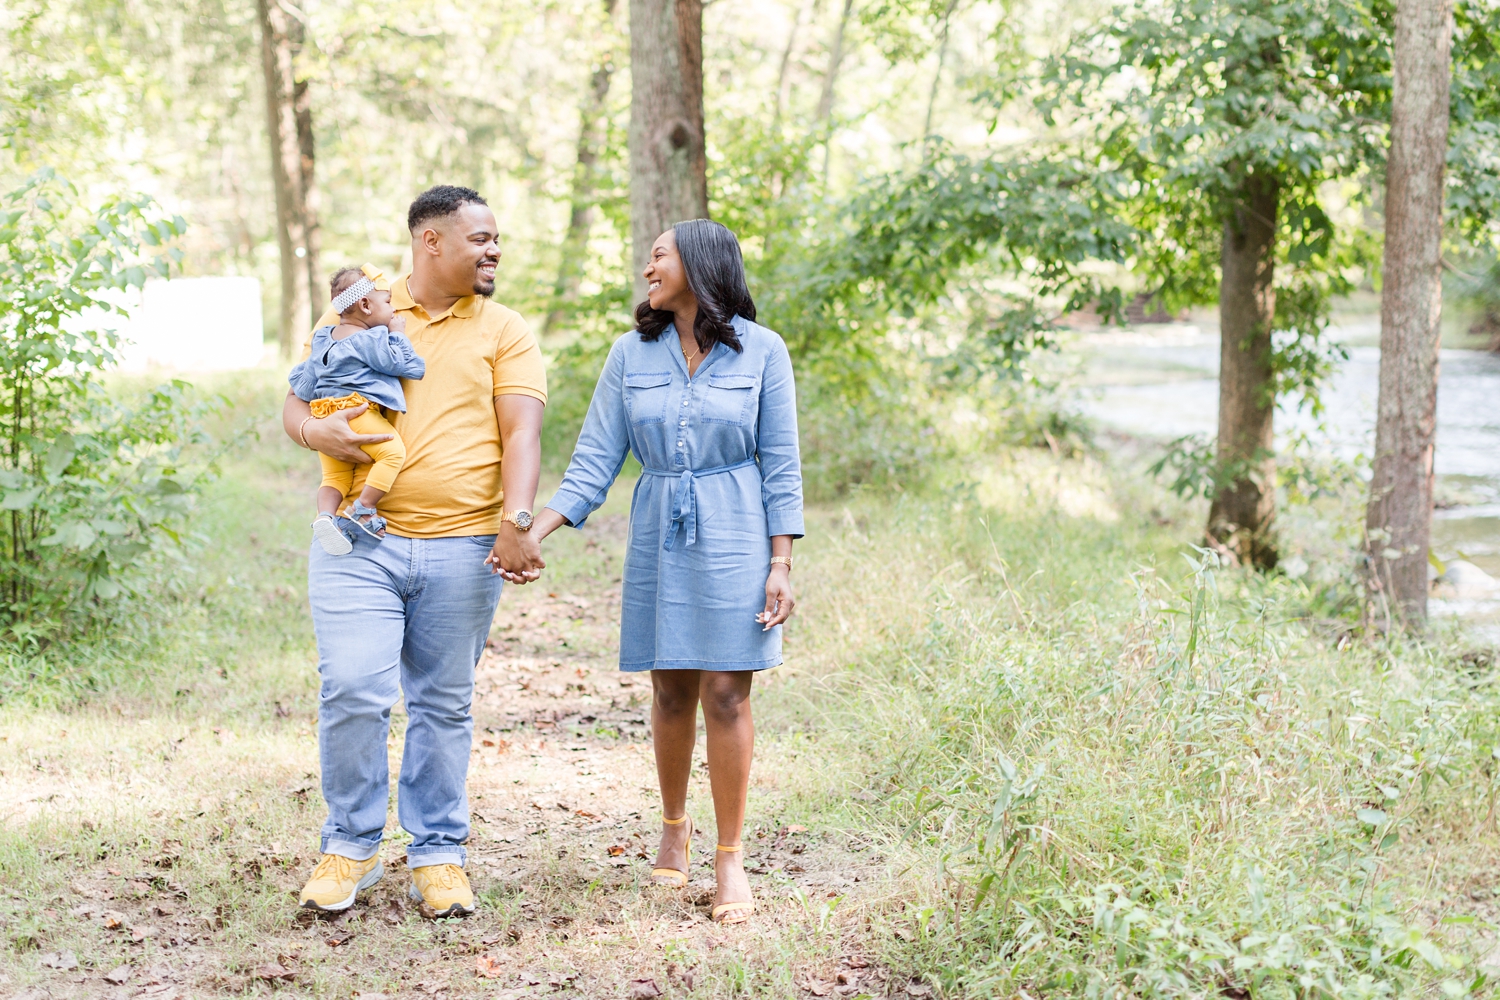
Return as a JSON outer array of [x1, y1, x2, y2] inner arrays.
[[302, 275, 547, 538]]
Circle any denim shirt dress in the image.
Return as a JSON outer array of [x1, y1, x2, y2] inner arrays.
[[545, 315, 804, 672]]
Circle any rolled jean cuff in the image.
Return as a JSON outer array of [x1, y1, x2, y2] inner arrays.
[[321, 836, 381, 862], [407, 845, 467, 869]]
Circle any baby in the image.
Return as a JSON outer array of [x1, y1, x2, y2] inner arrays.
[[290, 264, 426, 555]]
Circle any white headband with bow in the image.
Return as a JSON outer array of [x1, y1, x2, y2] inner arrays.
[[331, 277, 377, 313]]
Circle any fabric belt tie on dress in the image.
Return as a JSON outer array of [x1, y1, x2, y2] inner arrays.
[[641, 458, 758, 550]]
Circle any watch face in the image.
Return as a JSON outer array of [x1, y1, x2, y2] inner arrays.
[[512, 510, 534, 530]]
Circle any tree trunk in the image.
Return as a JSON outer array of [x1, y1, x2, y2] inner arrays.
[[816, 0, 856, 181], [257, 0, 319, 357], [628, 0, 708, 303], [294, 57, 321, 326], [1365, 0, 1453, 628], [772, 0, 811, 130], [1207, 173, 1279, 570], [923, 0, 959, 140], [547, 0, 619, 335]]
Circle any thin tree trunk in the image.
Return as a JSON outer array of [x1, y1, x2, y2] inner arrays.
[[629, 0, 708, 303], [257, 0, 318, 357], [816, 0, 855, 181], [1365, 0, 1453, 628], [294, 57, 321, 323], [923, 0, 959, 140], [1207, 173, 1279, 570], [772, 0, 810, 130], [547, 0, 619, 334]]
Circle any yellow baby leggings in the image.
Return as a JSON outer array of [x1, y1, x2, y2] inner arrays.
[[311, 395, 407, 496]]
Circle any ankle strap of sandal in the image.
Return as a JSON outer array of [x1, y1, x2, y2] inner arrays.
[[661, 814, 688, 825], [716, 844, 743, 852]]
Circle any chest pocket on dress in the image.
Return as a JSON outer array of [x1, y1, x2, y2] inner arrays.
[[702, 372, 759, 426], [623, 371, 673, 425]]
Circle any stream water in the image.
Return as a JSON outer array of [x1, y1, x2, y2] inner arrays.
[[1073, 319, 1500, 636]]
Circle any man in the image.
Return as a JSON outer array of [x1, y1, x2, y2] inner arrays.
[[281, 185, 546, 918]]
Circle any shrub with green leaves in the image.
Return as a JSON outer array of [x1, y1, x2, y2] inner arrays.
[[0, 169, 215, 634]]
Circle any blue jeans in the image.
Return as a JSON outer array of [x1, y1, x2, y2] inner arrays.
[[308, 528, 503, 869]]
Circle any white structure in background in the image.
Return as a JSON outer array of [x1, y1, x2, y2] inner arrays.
[[115, 276, 266, 372]]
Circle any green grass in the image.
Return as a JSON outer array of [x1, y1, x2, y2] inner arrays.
[[0, 369, 1497, 998], [785, 452, 1500, 998]]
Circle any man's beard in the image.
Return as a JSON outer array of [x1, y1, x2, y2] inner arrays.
[[472, 277, 496, 297]]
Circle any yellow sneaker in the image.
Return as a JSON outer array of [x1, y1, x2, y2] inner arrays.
[[298, 853, 383, 912], [408, 863, 475, 918]]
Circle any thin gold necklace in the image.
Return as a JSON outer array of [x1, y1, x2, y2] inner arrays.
[[682, 341, 701, 366]]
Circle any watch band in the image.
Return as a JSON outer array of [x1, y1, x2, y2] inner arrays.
[[770, 556, 793, 570]]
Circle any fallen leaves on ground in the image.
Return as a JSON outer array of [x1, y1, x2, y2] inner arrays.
[[256, 963, 295, 981], [906, 981, 932, 997], [104, 964, 132, 984], [40, 950, 77, 970], [628, 978, 663, 999], [475, 953, 504, 979]]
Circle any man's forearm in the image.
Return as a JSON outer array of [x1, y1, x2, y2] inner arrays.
[[500, 431, 541, 514], [283, 391, 312, 448], [495, 395, 545, 515]]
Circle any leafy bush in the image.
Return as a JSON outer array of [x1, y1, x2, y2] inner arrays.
[[0, 170, 215, 635], [541, 107, 1094, 490]]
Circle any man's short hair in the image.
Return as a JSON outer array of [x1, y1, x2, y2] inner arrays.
[[407, 185, 487, 233]]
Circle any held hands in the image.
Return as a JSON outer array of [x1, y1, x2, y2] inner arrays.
[[484, 524, 546, 584], [757, 564, 795, 631], [304, 404, 393, 464]]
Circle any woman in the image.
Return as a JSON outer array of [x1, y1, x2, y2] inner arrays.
[[531, 219, 802, 924]]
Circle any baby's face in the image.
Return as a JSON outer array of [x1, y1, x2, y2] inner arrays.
[[362, 289, 396, 327]]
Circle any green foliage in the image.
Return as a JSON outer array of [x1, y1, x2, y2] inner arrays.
[[1034, 0, 1390, 414], [814, 489, 1497, 997], [1449, 0, 1500, 247], [0, 170, 217, 632]]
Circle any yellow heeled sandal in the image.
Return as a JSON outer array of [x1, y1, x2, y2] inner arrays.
[[650, 814, 691, 888], [711, 844, 755, 924]]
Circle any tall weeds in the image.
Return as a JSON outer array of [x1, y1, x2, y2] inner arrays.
[[797, 464, 1495, 997]]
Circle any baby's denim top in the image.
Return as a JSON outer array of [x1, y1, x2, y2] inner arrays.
[[288, 324, 426, 413]]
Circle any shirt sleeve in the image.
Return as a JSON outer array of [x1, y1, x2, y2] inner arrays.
[[544, 340, 630, 530], [492, 310, 548, 402], [288, 359, 319, 402], [299, 310, 340, 363], [350, 326, 426, 380], [756, 333, 804, 538]]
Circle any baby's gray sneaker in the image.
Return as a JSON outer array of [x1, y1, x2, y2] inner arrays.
[[312, 514, 353, 555]]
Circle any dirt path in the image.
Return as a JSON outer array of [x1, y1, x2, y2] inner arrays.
[[2, 512, 909, 1000]]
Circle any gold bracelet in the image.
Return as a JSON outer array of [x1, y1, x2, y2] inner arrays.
[[770, 556, 793, 570], [297, 415, 316, 450]]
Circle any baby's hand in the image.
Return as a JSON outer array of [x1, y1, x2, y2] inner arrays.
[[389, 315, 406, 333]]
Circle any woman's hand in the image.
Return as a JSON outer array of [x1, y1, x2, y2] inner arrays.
[[304, 404, 393, 463], [485, 525, 545, 583], [757, 565, 795, 631]]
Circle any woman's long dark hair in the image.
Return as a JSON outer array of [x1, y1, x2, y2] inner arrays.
[[635, 219, 756, 354]]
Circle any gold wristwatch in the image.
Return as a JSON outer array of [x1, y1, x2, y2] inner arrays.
[[503, 509, 534, 531]]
